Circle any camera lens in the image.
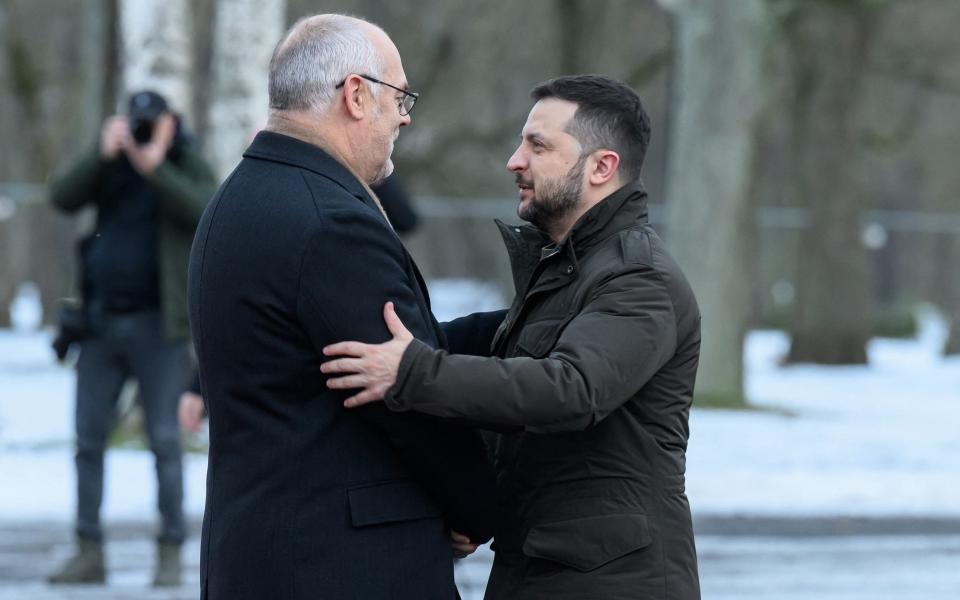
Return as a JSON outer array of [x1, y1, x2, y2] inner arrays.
[[131, 119, 154, 145]]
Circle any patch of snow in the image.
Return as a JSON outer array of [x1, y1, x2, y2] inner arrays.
[[8, 282, 43, 332], [427, 279, 507, 323], [1, 285, 958, 523]]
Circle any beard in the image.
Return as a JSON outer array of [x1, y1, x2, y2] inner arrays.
[[369, 101, 398, 185], [372, 157, 394, 185], [517, 154, 586, 232]]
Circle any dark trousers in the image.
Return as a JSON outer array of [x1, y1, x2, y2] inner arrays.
[[74, 310, 188, 544]]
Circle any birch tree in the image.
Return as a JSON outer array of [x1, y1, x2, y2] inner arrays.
[[661, 0, 768, 407], [120, 0, 193, 119], [205, 0, 286, 180]]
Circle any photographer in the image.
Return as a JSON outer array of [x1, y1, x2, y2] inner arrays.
[[47, 90, 216, 587]]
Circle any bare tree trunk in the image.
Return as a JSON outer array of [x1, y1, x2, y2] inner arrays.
[[120, 0, 193, 119], [0, 1, 111, 325], [785, 5, 881, 365], [205, 0, 286, 180], [944, 309, 960, 355], [662, 0, 767, 407]]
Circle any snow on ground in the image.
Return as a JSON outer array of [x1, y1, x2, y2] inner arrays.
[[1, 283, 958, 524], [0, 329, 208, 521], [686, 311, 960, 517]]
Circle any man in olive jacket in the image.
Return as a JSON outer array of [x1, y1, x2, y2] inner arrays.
[[323, 75, 702, 599], [48, 90, 217, 587], [188, 15, 496, 600]]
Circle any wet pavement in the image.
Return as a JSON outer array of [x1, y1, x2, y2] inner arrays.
[[2, 517, 959, 599]]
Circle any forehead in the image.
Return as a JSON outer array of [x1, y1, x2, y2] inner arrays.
[[366, 26, 407, 84], [522, 98, 578, 138]]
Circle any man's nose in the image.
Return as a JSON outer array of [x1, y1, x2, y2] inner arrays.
[[506, 147, 526, 172], [399, 112, 411, 128]]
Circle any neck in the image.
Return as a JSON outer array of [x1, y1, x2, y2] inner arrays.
[[545, 212, 582, 244], [266, 110, 387, 219], [267, 110, 365, 177], [546, 179, 623, 243], [544, 180, 626, 244], [267, 111, 324, 147]]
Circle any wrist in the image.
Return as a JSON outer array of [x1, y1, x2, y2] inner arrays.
[[384, 338, 428, 411]]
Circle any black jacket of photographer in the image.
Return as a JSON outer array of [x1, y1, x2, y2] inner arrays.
[[50, 122, 217, 340]]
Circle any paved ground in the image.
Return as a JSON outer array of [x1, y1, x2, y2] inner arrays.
[[0, 521, 201, 600], [3, 517, 959, 599]]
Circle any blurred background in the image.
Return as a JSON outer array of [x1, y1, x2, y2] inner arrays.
[[1, 0, 958, 598]]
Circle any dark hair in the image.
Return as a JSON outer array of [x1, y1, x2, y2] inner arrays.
[[531, 75, 651, 183]]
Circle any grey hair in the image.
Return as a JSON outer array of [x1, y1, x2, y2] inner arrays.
[[268, 14, 385, 113]]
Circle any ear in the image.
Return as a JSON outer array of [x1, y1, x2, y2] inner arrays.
[[341, 75, 368, 121], [587, 150, 620, 186]]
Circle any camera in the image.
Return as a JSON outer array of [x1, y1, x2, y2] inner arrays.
[[127, 90, 168, 146], [131, 117, 155, 145]]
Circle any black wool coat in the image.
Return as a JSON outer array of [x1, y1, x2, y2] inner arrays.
[[188, 131, 497, 600]]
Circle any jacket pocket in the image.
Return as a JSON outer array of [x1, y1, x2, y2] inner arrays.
[[347, 480, 442, 527], [513, 312, 576, 358], [522, 513, 653, 572]]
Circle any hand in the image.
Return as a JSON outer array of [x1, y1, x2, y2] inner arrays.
[[124, 112, 176, 175], [178, 391, 206, 433], [100, 115, 130, 160], [451, 530, 479, 559], [321, 302, 413, 408]]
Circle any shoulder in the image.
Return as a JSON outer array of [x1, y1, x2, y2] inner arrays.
[[588, 225, 695, 304], [617, 225, 699, 320], [615, 225, 678, 278]]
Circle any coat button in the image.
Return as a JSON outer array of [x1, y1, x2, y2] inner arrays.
[[565, 265, 574, 274]]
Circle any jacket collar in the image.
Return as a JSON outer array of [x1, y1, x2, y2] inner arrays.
[[566, 180, 649, 254], [243, 130, 370, 201], [498, 180, 649, 257], [495, 180, 649, 296]]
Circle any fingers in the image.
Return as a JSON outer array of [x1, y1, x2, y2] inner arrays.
[[101, 116, 131, 159], [343, 387, 386, 408], [450, 531, 471, 544], [326, 374, 368, 390], [450, 530, 479, 558], [383, 301, 413, 341], [151, 113, 176, 149], [323, 341, 367, 358], [452, 542, 479, 559], [103, 115, 127, 133], [178, 393, 204, 432], [319, 357, 364, 375]]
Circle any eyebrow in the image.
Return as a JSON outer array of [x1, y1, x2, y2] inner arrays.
[[523, 132, 550, 146]]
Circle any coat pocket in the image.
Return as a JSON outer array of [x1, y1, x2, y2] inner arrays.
[[513, 312, 576, 358], [522, 513, 653, 572], [347, 480, 442, 528]]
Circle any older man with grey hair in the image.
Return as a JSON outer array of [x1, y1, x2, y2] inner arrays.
[[188, 14, 497, 600]]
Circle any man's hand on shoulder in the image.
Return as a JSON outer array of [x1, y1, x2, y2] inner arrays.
[[321, 301, 413, 407]]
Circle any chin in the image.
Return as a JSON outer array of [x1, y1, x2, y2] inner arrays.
[[517, 201, 536, 223], [372, 160, 394, 185]]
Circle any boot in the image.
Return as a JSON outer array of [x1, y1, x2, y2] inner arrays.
[[152, 541, 182, 587], [48, 537, 105, 584]]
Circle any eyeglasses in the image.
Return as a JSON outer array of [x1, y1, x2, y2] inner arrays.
[[336, 74, 419, 116]]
